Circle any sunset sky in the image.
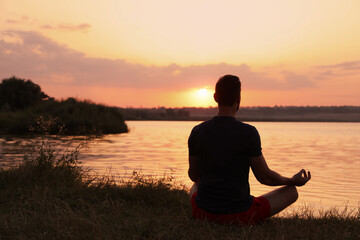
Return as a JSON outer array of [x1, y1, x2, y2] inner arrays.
[[1, 0, 360, 107]]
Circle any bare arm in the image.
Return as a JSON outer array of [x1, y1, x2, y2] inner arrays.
[[250, 154, 311, 186], [188, 156, 201, 182]]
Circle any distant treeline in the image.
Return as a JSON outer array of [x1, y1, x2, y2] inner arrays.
[[120, 107, 192, 120], [0, 77, 128, 135], [120, 106, 360, 122]]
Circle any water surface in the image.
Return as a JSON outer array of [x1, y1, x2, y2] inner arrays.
[[1, 121, 359, 212], [79, 121, 360, 211]]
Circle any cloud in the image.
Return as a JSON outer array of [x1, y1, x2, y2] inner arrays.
[[5, 16, 30, 25], [3, 16, 91, 33], [0, 30, 315, 91], [313, 61, 360, 80], [316, 61, 360, 71], [41, 23, 91, 32], [6, 19, 20, 24], [280, 71, 313, 89]]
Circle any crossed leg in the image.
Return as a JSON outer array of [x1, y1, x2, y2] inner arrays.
[[189, 183, 298, 217], [261, 185, 298, 217]]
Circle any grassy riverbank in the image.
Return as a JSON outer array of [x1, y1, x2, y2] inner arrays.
[[0, 97, 128, 135], [0, 142, 359, 239], [0, 77, 128, 135]]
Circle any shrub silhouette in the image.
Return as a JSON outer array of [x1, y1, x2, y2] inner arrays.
[[0, 76, 49, 111], [0, 76, 128, 135]]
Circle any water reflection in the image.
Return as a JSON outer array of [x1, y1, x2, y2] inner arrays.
[[1, 121, 360, 211]]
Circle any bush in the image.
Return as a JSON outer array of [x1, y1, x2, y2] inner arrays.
[[31, 98, 128, 134], [0, 98, 128, 135], [0, 77, 128, 135], [0, 76, 48, 111]]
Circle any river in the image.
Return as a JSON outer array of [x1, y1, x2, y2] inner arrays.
[[1, 121, 360, 212]]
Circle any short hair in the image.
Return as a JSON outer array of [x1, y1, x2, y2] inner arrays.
[[215, 75, 241, 106]]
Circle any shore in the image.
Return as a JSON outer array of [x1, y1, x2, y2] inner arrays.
[[0, 140, 359, 240], [121, 106, 360, 122]]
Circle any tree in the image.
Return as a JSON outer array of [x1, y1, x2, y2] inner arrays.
[[0, 76, 49, 110]]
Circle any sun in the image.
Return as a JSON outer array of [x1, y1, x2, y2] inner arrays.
[[197, 88, 210, 99], [191, 88, 214, 107]]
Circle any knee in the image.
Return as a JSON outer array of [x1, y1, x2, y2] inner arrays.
[[288, 186, 299, 203], [189, 182, 199, 199]]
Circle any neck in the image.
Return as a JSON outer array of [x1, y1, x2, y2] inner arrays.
[[217, 105, 237, 118]]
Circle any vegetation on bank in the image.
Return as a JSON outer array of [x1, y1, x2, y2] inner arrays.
[[0, 138, 359, 239], [0, 77, 128, 135]]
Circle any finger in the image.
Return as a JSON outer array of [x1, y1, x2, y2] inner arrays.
[[308, 171, 311, 180], [300, 169, 306, 177]]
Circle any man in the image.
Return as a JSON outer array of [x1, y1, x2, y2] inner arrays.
[[188, 75, 311, 225]]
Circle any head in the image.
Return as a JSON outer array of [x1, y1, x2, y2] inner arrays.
[[214, 74, 241, 110]]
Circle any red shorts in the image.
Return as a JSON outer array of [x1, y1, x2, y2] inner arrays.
[[191, 192, 271, 225]]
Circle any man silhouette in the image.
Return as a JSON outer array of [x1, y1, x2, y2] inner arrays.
[[188, 74, 311, 225]]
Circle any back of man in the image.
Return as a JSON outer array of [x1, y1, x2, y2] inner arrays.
[[188, 116, 262, 214], [188, 74, 311, 225]]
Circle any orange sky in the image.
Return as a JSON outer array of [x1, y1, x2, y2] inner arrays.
[[1, 0, 360, 107]]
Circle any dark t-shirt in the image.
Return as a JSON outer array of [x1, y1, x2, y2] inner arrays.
[[188, 116, 262, 214]]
